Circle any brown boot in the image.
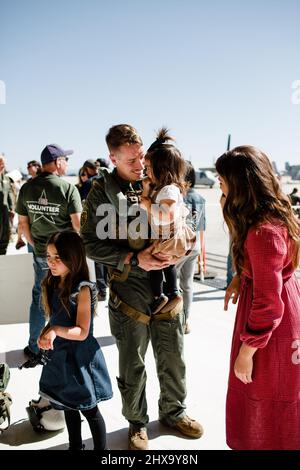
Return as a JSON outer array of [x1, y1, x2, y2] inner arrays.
[[160, 415, 204, 438], [128, 425, 149, 450]]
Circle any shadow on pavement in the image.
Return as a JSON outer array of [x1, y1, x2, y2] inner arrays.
[[0, 419, 64, 446]]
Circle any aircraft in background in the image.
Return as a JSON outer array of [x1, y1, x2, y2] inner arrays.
[[285, 162, 300, 180], [194, 134, 231, 187], [195, 169, 217, 188]]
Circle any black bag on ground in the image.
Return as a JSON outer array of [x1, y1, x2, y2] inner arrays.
[[26, 396, 65, 432]]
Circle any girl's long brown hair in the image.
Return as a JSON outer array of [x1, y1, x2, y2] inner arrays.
[[146, 128, 187, 194], [215, 146, 300, 274], [42, 231, 90, 317]]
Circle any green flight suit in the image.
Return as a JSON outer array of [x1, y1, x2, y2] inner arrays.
[[80, 168, 187, 426], [0, 173, 14, 255]]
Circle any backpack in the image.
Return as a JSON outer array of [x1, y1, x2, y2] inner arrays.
[[0, 363, 12, 432]]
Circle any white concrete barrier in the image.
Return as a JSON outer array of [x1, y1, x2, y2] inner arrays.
[[0, 253, 33, 324], [0, 254, 96, 325]]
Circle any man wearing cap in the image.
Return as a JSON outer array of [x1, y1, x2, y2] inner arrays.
[[16, 144, 82, 360]]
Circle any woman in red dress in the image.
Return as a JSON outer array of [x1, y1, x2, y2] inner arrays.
[[216, 146, 300, 450]]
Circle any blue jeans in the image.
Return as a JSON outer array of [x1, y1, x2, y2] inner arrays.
[[28, 254, 48, 354]]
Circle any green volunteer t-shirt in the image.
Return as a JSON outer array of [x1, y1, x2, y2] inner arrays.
[[16, 172, 82, 257]]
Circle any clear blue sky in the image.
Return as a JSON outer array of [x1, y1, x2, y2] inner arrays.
[[1, 0, 299, 173]]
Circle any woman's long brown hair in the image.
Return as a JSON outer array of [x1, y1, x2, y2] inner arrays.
[[41, 231, 90, 318], [216, 146, 300, 274]]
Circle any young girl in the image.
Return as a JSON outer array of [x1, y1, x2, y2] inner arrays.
[[216, 146, 300, 450], [140, 128, 196, 314], [38, 231, 112, 451]]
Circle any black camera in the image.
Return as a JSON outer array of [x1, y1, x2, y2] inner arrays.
[[19, 350, 51, 369]]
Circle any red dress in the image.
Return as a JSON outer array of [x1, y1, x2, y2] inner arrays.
[[226, 221, 300, 450]]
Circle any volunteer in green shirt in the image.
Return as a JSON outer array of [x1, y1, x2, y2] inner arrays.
[[16, 144, 82, 360]]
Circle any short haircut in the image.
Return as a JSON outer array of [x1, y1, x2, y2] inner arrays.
[[106, 124, 143, 152]]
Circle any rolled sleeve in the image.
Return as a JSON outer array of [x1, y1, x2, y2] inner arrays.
[[240, 226, 286, 348]]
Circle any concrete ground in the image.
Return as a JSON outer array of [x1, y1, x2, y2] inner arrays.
[[1, 179, 299, 451], [0, 278, 234, 451]]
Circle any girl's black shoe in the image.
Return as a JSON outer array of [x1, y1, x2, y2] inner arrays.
[[150, 294, 169, 314]]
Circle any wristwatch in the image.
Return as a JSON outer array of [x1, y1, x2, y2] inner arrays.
[[130, 253, 139, 267]]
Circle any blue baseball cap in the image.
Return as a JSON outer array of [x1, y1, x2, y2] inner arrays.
[[41, 144, 74, 165]]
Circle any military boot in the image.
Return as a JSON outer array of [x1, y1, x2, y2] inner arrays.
[[160, 415, 204, 438], [128, 424, 149, 450]]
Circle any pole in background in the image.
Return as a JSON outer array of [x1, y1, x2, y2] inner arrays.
[[227, 134, 231, 151]]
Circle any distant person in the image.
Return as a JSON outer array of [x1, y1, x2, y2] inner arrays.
[[216, 145, 300, 450], [75, 167, 90, 202], [0, 154, 15, 255], [38, 231, 112, 451], [16, 160, 42, 250], [6, 169, 23, 246], [289, 187, 300, 206], [140, 129, 196, 315], [176, 161, 206, 334], [83, 159, 99, 178], [96, 158, 110, 169], [16, 144, 82, 361], [81, 159, 108, 301], [75, 164, 108, 301], [79, 159, 99, 195], [27, 160, 42, 179], [77, 160, 99, 196]]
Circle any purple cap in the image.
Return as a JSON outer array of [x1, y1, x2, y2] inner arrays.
[[41, 144, 73, 165]]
